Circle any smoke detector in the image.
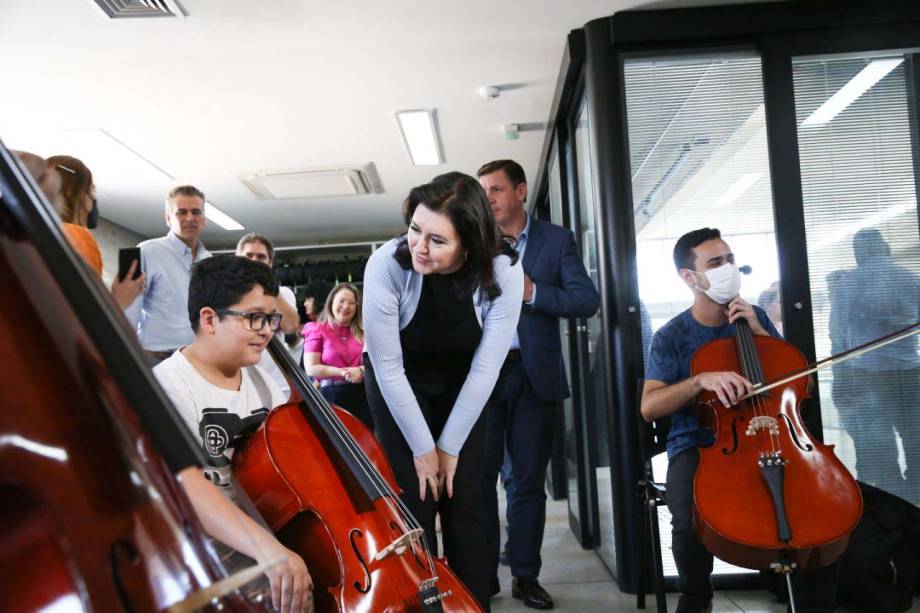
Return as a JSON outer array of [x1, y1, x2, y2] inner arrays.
[[478, 85, 501, 100]]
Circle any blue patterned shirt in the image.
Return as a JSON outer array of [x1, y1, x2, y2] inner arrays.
[[645, 306, 780, 459]]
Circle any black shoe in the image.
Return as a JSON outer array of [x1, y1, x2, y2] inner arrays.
[[499, 548, 510, 566], [675, 594, 712, 613], [512, 577, 554, 610], [490, 577, 501, 597]]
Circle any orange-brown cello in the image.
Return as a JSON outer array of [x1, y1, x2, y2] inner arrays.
[[691, 317, 862, 579], [232, 337, 482, 612]]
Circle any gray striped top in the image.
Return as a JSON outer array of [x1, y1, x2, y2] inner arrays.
[[363, 237, 524, 456]]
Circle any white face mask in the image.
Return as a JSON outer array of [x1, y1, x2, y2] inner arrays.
[[691, 262, 741, 305]]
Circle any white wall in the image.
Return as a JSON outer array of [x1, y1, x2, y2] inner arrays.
[[91, 217, 148, 285]]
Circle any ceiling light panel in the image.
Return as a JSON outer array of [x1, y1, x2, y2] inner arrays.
[[396, 109, 444, 166], [204, 201, 244, 231]]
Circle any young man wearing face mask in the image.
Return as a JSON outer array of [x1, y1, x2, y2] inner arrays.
[[640, 227, 780, 613]]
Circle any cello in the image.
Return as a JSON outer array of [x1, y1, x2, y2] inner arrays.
[[231, 336, 483, 612], [691, 315, 863, 603], [0, 143, 272, 610]]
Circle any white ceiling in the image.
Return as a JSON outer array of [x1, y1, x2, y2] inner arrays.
[[0, 0, 734, 248]]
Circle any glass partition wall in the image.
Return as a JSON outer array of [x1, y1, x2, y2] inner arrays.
[[532, 2, 920, 595], [624, 51, 783, 581], [793, 50, 920, 503]]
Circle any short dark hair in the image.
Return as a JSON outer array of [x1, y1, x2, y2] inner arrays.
[[673, 227, 722, 272], [236, 232, 275, 263], [395, 171, 517, 300], [188, 254, 279, 333], [476, 159, 527, 188]]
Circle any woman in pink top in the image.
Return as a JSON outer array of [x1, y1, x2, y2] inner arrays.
[[303, 283, 372, 429]]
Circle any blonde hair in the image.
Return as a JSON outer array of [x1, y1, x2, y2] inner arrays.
[[318, 283, 363, 342]]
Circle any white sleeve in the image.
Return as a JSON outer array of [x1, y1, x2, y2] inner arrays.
[[153, 365, 202, 445]]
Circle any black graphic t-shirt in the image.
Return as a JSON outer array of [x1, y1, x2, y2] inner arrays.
[[154, 349, 285, 489]]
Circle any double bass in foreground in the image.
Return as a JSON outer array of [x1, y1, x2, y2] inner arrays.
[[0, 144, 271, 610]]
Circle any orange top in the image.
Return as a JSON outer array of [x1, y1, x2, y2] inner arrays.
[[63, 223, 103, 276]]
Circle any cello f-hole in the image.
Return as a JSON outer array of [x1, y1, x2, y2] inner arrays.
[[349, 529, 373, 593], [778, 414, 813, 452], [722, 416, 743, 455]]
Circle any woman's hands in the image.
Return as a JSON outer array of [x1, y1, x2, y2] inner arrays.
[[415, 448, 460, 500], [436, 448, 458, 498], [414, 449, 440, 501], [341, 366, 364, 383], [111, 260, 145, 309], [258, 541, 314, 613]]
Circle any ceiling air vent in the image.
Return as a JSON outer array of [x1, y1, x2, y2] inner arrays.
[[89, 0, 185, 19], [240, 163, 385, 200]]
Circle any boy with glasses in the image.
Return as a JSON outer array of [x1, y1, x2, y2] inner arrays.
[[154, 253, 312, 612]]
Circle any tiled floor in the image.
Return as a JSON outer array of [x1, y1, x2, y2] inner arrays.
[[489, 493, 920, 612]]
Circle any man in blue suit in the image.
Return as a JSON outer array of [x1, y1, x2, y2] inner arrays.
[[478, 159, 600, 609]]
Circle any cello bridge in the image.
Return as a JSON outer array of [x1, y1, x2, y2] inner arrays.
[[746, 416, 780, 436], [374, 527, 424, 562], [419, 577, 439, 590]]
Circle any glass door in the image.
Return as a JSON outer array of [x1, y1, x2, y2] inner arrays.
[[570, 97, 603, 551], [791, 49, 920, 504], [544, 145, 575, 508], [622, 50, 785, 580]]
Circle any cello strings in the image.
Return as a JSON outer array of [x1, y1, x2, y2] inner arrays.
[[747, 323, 779, 453], [736, 321, 778, 454], [292, 357, 439, 576], [295, 371, 438, 573], [270, 339, 439, 577], [307, 383, 440, 576], [743, 321, 778, 453]]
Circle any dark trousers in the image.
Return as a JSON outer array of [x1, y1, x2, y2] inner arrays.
[[481, 357, 556, 580], [320, 382, 374, 432], [364, 360, 491, 610], [666, 449, 714, 610], [667, 448, 840, 613]]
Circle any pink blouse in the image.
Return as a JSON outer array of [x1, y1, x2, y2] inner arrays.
[[303, 322, 364, 381]]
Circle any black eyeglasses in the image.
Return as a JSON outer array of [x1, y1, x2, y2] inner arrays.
[[215, 309, 282, 332]]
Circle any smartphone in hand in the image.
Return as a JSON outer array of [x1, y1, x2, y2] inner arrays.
[[118, 247, 142, 282]]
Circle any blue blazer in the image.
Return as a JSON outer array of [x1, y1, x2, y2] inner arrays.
[[518, 218, 600, 401]]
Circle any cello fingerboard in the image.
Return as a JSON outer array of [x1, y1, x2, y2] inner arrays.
[[735, 319, 765, 385]]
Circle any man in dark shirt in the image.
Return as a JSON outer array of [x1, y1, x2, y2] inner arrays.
[[641, 228, 779, 613]]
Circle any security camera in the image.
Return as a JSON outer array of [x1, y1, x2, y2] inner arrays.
[[478, 85, 501, 100]]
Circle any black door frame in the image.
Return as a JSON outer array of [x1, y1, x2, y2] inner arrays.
[[532, 0, 920, 594]]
